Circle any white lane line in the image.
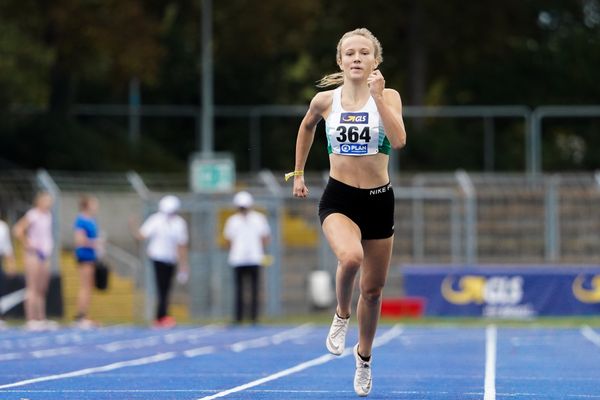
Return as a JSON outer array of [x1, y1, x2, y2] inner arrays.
[[184, 346, 216, 358], [99, 336, 161, 352], [196, 324, 403, 400], [30, 347, 77, 358], [196, 354, 335, 400], [0, 323, 307, 363], [229, 323, 313, 352], [0, 353, 21, 361], [3, 389, 600, 398], [0, 389, 350, 394], [1, 326, 134, 351], [0, 324, 318, 392], [0, 352, 176, 389], [581, 325, 600, 347], [186, 324, 313, 357], [98, 325, 221, 352], [162, 326, 222, 344], [1, 347, 77, 362], [1, 326, 218, 361], [484, 325, 497, 400]]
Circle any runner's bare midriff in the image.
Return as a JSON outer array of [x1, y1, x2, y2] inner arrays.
[[328, 153, 390, 189]]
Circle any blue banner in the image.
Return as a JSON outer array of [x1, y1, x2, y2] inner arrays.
[[403, 265, 600, 317]]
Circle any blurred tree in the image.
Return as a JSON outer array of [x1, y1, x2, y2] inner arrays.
[[212, 0, 322, 104], [0, 0, 164, 114], [431, 0, 600, 105], [0, 0, 171, 171], [1, 0, 600, 172], [0, 18, 52, 107]]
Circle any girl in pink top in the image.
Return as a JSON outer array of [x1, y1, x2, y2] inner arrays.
[[13, 192, 56, 331]]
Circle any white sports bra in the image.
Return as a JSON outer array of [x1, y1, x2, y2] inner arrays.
[[325, 86, 391, 156]]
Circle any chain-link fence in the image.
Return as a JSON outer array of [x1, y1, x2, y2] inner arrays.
[[2, 169, 599, 321]]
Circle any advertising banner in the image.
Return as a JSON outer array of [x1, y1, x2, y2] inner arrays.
[[403, 265, 600, 317]]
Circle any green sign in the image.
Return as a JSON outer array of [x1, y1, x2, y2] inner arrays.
[[190, 153, 235, 193]]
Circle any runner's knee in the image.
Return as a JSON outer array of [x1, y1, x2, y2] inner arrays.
[[360, 283, 383, 305], [338, 249, 363, 272]]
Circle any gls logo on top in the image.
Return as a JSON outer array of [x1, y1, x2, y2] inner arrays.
[[340, 112, 368, 124], [340, 143, 368, 154]]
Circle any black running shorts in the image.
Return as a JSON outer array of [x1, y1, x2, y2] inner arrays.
[[318, 176, 395, 240]]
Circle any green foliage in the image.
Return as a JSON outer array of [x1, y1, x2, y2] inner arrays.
[[0, 19, 53, 106], [1, 0, 600, 172]]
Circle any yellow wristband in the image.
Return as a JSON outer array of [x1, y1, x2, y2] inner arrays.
[[284, 170, 304, 181]]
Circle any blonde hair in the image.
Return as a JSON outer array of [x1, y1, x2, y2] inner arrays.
[[317, 28, 383, 88]]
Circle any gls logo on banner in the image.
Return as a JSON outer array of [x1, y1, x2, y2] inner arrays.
[[340, 143, 368, 154], [572, 274, 600, 303], [441, 275, 524, 305], [340, 112, 368, 124]]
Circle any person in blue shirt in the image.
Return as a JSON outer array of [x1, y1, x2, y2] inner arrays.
[[73, 195, 100, 328]]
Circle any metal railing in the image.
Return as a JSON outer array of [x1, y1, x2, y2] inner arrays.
[[529, 106, 600, 176], [455, 170, 477, 264], [3, 169, 600, 316], [0, 169, 37, 223], [11, 103, 600, 176], [544, 175, 561, 262]]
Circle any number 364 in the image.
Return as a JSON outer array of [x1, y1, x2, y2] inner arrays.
[[336, 126, 371, 143]]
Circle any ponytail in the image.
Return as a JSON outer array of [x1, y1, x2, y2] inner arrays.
[[316, 72, 344, 88]]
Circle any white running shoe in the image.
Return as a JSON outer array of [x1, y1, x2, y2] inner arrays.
[[325, 312, 349, 355], [73, 318, 98, 330], [0, 319, 7, 330], [24, 320, 45, 332], [42, 319, 60, 331], [353, 344, 372, 397]]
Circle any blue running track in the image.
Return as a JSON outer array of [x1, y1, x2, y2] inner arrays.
[[0, 323, 599, 399]]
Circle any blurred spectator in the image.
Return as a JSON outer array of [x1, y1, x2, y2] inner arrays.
[[73, 195, 101, 329], [12, 192, 58, 331], [0, 215, 17, 330], [132, 195, 189, 328], [223, 191, 271, 324]]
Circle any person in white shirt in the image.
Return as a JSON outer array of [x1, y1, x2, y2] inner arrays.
[[0, 217, 17, 329], [133, 195, 189, 328], [223, 191, 271, 324]]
